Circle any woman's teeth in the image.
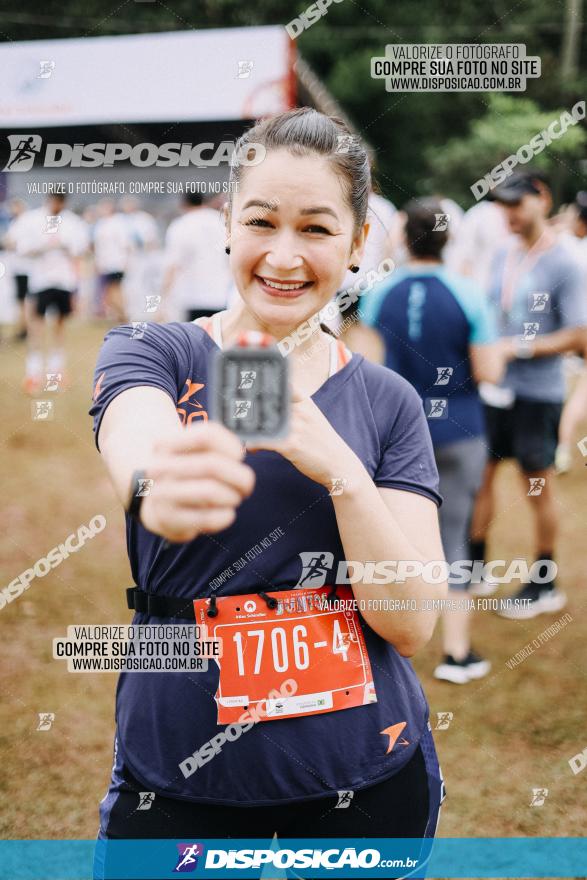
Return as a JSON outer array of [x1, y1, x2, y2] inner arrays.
[[261, 277, 308, 290]]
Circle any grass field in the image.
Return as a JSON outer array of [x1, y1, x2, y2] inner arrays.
[[1, 319, 586, 850]]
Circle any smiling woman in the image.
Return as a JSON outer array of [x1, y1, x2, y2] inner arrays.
[[90, 107, 447, 878]]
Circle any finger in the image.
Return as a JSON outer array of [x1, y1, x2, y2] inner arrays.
[[167, 507, 237, 542], [159, 453, 256, 498], [158, 421, 245, 460], [165, 479, 244, 510]]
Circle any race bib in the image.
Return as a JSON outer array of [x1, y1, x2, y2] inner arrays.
[[193, 586, 377, 725]]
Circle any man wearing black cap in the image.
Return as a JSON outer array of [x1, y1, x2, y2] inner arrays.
[[471, 171, 587, 619]]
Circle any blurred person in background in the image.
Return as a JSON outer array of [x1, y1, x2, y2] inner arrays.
[[119, 197, 161, 319], [337, 185, 396, 347], [553, 191, 587, 472], [450, 197, 511, 292], [161, 191, 230, 322], [93, 200, 132, 322], [359, 198, 504, 683], [470, 171, 587, 620], [385, 196, 464, 272], [3, 198, 32, 341], [16, 188, 89, 393]]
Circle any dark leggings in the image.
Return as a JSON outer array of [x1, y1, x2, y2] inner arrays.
[[95, 736, 444, 879]]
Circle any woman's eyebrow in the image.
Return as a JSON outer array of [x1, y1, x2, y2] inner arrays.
[[300, 206, 339, 220], [242, 199, 278, 211]]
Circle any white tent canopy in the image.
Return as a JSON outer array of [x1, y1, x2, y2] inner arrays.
[[0, 26, 294, 127]]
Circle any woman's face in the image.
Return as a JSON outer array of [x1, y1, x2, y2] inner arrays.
[[227, 148, 366, 332]]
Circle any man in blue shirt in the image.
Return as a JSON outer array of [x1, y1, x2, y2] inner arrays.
[[360, 198, 504, 683], [471, 172, 587, 619]]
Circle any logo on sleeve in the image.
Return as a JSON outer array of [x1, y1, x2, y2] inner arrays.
[[176, 379, 208, 424], [93, 371, 106, 402]]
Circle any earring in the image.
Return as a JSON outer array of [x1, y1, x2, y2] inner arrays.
[[349, 265, 360, 273], [225, 245, 231, 255]]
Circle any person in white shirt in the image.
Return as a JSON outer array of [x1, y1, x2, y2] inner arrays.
[[162, 192, 231, 322], [449, 199, 511, 291], [16, 190, 89, 394], [3, 199, 33, 341], [92, 200, 133, 322]]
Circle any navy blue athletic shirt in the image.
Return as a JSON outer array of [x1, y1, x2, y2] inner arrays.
[[89, 321, 441, 805]]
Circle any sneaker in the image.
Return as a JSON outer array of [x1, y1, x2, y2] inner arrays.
[[469, 576, 499, 597], [22, 375, 42, 396], [433, 650, 491, 684], [496, 582, 567, 619]]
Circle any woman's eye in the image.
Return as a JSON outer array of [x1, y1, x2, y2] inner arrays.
[[244, 217, 272, 227], [304, 225, 331, 235]]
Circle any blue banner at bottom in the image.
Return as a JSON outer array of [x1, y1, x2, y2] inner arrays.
[[0, 839, 585, 879]]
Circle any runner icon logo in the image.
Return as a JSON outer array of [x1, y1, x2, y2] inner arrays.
[[3, 134, 42, 172], [426, 398, 448, 419], [433, 213, 450, 231], [335, 790, 354, 808], [435, 711, 454, 730], [529, 292, 550, 312], [295, 552, 334, 588], [238, 370, 256, 389], [36, 713, 55, 731], [529, 788, 548, 806], [136, 792, 155, 811], [528, 478, 546, 496], [434, 367, 453, 386], [174, 844, 204, 873]]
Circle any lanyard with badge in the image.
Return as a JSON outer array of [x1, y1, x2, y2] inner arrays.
[[200, 324, 377, 724], [498, 231, 554, 330]]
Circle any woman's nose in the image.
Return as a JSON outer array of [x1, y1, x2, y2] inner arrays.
[[264, 230, 304, 271]]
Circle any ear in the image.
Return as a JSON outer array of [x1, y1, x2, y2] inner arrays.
[[223, 201, 231, 239], [349, 221, 370, 267]]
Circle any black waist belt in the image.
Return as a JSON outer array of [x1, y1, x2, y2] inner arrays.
[[126, 587, 197, 619], [126, 585, 338, 619]]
